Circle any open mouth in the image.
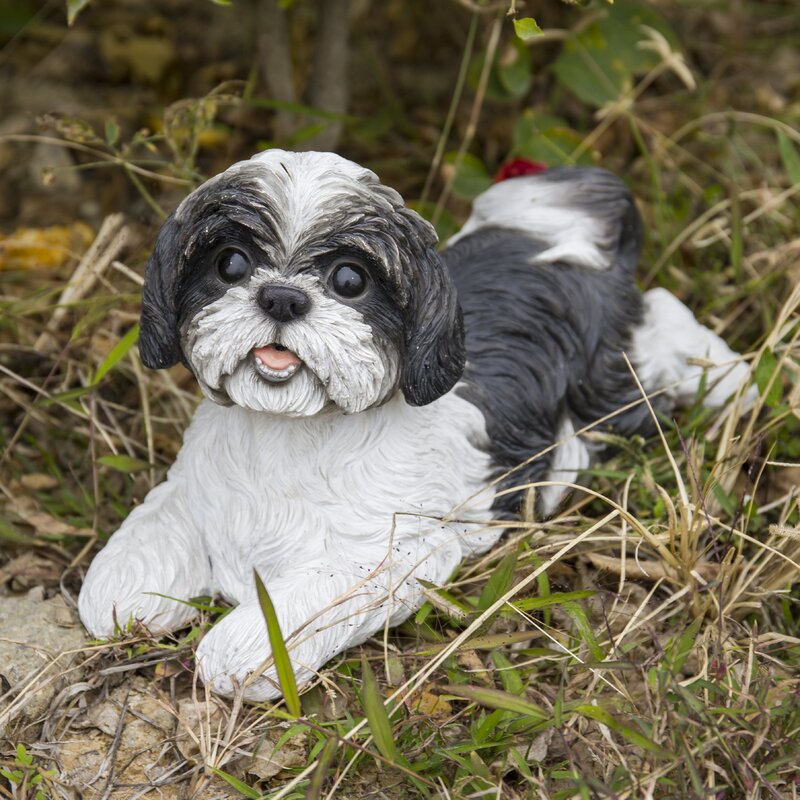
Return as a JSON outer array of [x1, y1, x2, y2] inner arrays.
[[252, 343, 303, 383]]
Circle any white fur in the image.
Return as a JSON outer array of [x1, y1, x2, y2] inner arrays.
[[185, 268, 398, 416], [79, 391, 497, 699], [540, 417, 592, 515], [448, 175, 609, 270], [631, 288, 753, 407], [178, 151, 399, 265]]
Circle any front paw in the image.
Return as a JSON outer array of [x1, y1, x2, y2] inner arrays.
[[195, 603, 282, 700], [78, 546, 199, 637], [195, 601, 330, 702]]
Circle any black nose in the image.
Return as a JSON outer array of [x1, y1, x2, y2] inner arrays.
[[256, 284, 311, 322]]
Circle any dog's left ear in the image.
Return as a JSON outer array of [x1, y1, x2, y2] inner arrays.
[[139, 212, 183, 370], [397, 209, 466, 406]]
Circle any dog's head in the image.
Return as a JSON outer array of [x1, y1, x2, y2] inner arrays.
[[140, 150, 465, 416]]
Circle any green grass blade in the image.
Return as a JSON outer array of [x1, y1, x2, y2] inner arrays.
[[665, 618, 702, 672], [253, 568, 301, 717], [778, 130, 800, 185], [96, 454, 151, 473], [93, 322, 139, 383], [445, 685, 549, 721], [491, 650, 523, 695], [562, 599, 604, 661], [574, 704, 670, 757], [304, 737, 339, 800], [507, 589, 596, 613], [208, 766, 262, 799], [412, 629, 542, 656], [477, 550, 517, 611], [359, 656, 397, 763]]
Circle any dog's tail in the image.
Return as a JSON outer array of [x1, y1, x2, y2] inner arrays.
[[447, 166, 643, 275]]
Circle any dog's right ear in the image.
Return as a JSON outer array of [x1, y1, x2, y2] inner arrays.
[[139, 212, 183, 370]]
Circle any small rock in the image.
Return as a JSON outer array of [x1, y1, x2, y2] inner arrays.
[[0, 589, 86, 738], [174, 695, 227, 762], [246, 729, 308, 781]]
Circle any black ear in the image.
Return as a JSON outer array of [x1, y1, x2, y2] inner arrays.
[[139, 212, 183, 370], [397, 209, 466, 406]]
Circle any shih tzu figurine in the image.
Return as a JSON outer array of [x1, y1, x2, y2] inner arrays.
[[79, 150, 750, 700]]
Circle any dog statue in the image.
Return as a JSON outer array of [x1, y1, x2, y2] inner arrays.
[[78, 150, 750, 699]]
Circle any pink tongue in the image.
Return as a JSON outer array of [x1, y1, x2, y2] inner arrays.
[[253, 345, 302, 371]]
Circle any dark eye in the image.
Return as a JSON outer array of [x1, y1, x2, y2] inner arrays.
[[215, 248, 251, 283], [329, 263, 368, 298]]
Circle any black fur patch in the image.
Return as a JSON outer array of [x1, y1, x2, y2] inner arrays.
[[140, 175, 284, 370], [140, 167, 465, 406], [445, 226, 654, 515]]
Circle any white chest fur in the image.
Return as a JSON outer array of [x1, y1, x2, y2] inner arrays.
[[78, 387, 500, 652], [171, 391, 496, 602]]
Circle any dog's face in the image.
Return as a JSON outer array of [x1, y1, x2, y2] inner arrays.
[[139, 150, 465, 416]]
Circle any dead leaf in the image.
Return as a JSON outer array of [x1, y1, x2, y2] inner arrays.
[[410, 689, 452, 718], [0, 223, 94, 271], [456, 650, 492, 684], [20, 473, 60, 491], [8, 497, 92, 539]]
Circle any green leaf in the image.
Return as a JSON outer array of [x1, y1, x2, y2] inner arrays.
[[491, 650, 523, 695], [94, 323, 139, 383], [712, 483, 738, 516], [254, 569, 301, 716], [497, 39, 532, 98], [445, 685, 549, 721], [359, 656, 397, 763], [207, 766, 262, 799], [0, 768, 23, 783], [41, 385, 95, 408], [665, 618, 702, 673], [105, 119, 120, 148], [473, 707, 508, 743], [778, 131, 800, 186], [413, 601, 432, 625], [754, 348, 783, 407], [15, 744, 32, 767], [562, 600, 605, 662], [574, 703, 670, 757], [444, 152, 493, 201], [512, 110, 592, 167], [552, 0, 678, 107], [513, 17, 542, 41], [468, 751, 493, 781], [66, 0, 92, 25], [97, 454, 151, 473], [476, 550, 517, 611]]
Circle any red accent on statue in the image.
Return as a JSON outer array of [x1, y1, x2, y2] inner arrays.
[[493, 158, 548, 183]]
